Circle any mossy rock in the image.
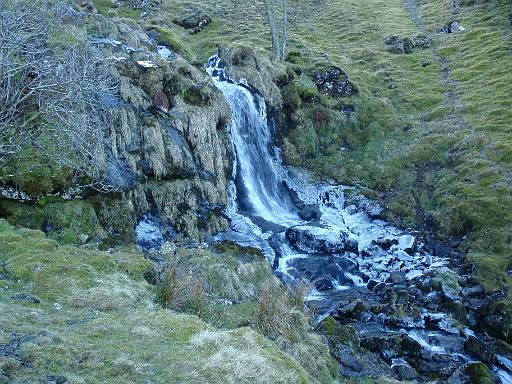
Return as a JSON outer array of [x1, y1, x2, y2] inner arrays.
[[466, 362, 493, 384], [183, 85, 213, 106], [93, 197, 136, 243], [0, 200, 102, 245]]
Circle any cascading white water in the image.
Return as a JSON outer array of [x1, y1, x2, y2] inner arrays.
[[206, 55, 299, 227]]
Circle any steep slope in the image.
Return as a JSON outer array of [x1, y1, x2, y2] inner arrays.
[[95, 0, 512, 331]]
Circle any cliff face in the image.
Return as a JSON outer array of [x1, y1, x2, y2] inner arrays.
[[0, 15, 234, 242], [97, 17, 234, 241]]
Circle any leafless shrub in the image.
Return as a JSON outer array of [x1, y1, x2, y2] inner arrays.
[[262, 0, 288, 60], [0, 0, 117, 191]]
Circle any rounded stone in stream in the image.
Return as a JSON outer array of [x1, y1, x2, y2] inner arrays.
[[360, 333, 422, 360], [373, 236, 397, 250], [464, 336, 496, 365], [391, 358, 419, 380], [285, 225, 357, 254]]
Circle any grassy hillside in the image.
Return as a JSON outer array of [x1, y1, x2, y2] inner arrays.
[[0, 220, 341, 383], [94, 0, 512, 295]]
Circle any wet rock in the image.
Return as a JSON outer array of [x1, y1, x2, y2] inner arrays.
[[425, 291, 442, 305], [373, 236, 397, 250], [367, 279, 379, 291], [336, 300, 369, 319], [297, 204, 321, 221], [462, 285, 484, 298], [390, 270, 406, 284], [450, 363, 493, 384], [45, 376, 68, 384], [432, 243, 450, 257], [313, 66, 358, 98], [105, 156, 135, 190], [12, 293, 40, 304], [464, 336, 495, 365], [433, 268, 462, 301], [397, 234, 415, 253], [360, 333, 422, 359], [438, 21, 463, 33], [315, 278, 334, 291], [418, 276, 433, 292], [285, 225, 357, 254], [135, 214, 175, 250], [384, 36, 415, 54], [373, 282, 387, 292], [391, 358, 418, 380], [345, 204, 358, 214], [336, 347, 363, 372], [173, 10, 211, 34]]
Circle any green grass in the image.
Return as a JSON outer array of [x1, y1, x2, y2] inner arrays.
[[0, 220, 339, 383]]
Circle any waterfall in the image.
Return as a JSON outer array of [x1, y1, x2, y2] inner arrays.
[[206, 55, 299, 228]]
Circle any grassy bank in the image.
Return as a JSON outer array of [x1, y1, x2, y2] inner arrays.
[[0, 219, 342, 383]]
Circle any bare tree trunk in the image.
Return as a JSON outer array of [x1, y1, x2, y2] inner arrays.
[[264, 0, 288, 61], [266, 0, 280, 60], [280, 0, 287, 60]]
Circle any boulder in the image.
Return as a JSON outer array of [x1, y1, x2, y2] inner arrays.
[[373, 236, 397, 250], [173, 10, 211, 34], [335, 348, 363, 372], [390, 270, 406, 284], [464, 336, 495, 365], [384, 36, 415, 54], [391, 358, 419, 380], [313, 66, 358, 98], [413, 34, 433, 49], [438, 21, 463, 34], [397, 234, 415, 253], [12, 293, 40, 304], [360, 333, 422, 360], [285, 225, 357, 254], [462, 285, 484, 298]]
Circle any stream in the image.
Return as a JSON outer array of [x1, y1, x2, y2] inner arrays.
[[204, 54, 512, 383]]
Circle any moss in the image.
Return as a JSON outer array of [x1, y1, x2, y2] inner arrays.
[[93, 196, 136, 243], [92, 0, 112, 16], [183, 85, 213, 106], [0, 200, 101, 245], [466, 362, 493, 384], [149, 25, 193, 61], [281, 83, 302, 111]]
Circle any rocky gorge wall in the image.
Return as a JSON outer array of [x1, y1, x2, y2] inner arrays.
[[1, 15, 237, 243]]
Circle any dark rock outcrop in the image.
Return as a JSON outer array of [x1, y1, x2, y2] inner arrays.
[[285, 225, 357, 254], [384, 36, 415, 54], [313, 67, 358, 98], [173, 10, 211, 34]]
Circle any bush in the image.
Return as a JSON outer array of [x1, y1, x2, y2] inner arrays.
[[0, 0, 117, 193]]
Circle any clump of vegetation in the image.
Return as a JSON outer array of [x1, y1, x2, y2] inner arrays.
[[155, 244, 339, 382], [0, 0, 118, 196], [0, 200, 102, 245]]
